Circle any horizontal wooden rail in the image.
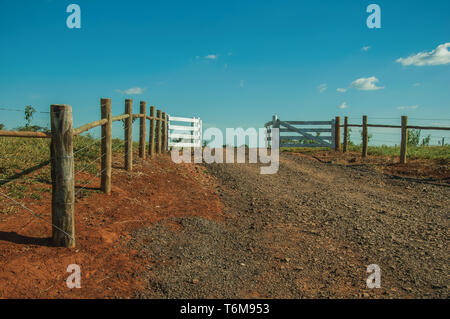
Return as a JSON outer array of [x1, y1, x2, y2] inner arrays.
[[340, 124, 450, 130], [368, 124, 401, 129], [269, 128, 332, 133], [0, 130, 50, 138], [111, 114, 130, 122], [407, 125, 450, 131], [285, 121, 332, 125], [275, 136, 332, 141], [73, 119, 108, 136]]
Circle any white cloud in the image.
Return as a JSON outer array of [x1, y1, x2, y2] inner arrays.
[[205, 54, 218, 60], [361, 46, 371, 52], [338, 102, 348, 109], [413, 82, 421, 87], [336, 88, 347, 93], [397, 105, 419, 110], [117, 87, 145, 95], [317, 83, 327, 93], [350, 76, 384, 91], [396, 43, 450, 66]]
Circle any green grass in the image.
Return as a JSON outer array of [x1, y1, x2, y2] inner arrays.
[[281, 144, 450, 161], [0, 134, 127, 199]]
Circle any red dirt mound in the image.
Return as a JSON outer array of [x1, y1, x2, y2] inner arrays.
[[0, 153, 223, 298]]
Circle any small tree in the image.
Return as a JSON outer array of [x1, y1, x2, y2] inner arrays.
[[347, 128, 355, 146], [421, 135, 431, 146], [408, 129, 421, 146], [0, 123, 4, 130], [24, 105, 36, 128]]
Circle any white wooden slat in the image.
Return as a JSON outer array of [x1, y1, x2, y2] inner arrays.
[[169, 125, 197, 131], [169, 116, 200, 123], [169, 133, 196, 139], [169, 142, 201, 147]]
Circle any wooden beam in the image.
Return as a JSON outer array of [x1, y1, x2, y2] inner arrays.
[[362, 115, 368, 158], [343, 116, 348, 153], [125, 99, 133, 171], [149, 106, 156, 157], [73, 119, 108, 136], [111, 114, 130, 122], [278, 120, 331, 147], [162, 112, 167, 152], [156, 109, 162, 154], [50, 104, 75, 248], [101, 98, 112, 195], [407, 125, 450, 131], [139, 101, 147, 159], [335, 116, 341, 151], [0, 130, 50, 138], [400, 116, 408, 164]]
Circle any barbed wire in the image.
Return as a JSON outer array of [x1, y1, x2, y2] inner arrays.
[[0, 189, 75, 240], [74, 142, 124, 196], [0, 107, 50, 114], [73, 135, 107, 155]]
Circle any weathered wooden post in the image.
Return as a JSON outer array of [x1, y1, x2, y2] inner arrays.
[[165, 113, 169, 152], [149, 106, 156, 157], [125, 99, 133, 171], [400, 115, 408, 164], [335, 116, 341, 151], [101, 98, 112, 195], [343, 116, 348, 153], [362, 115, 368, 158], [50, 104, 75, 248], [139, 101, 147, 159], [161, 111, 167, 152], [156, 109, 162, 154]]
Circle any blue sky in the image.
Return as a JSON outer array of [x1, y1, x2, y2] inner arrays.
[[0, 0, 449, 145]]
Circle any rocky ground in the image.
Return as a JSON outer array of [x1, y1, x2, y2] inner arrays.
[[132, 152, 449, 298]]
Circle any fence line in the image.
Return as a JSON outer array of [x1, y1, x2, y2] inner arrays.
[[340, 115, 450, 164], [0, 98, 171, 247]]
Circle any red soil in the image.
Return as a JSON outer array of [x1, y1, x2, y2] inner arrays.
[[0, 154, 223, 298], [289, 150, 450, 182]]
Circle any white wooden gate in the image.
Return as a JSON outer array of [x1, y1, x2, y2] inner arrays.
[[265, 115, 335, 148], [168, 116, 202, 148]]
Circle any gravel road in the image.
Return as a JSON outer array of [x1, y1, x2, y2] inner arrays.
[[131, 153, 449, 298]]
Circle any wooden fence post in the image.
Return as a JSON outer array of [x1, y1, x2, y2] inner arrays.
[[343, 116, 348, 153], [400, 115, 408, 164], [165, 113, 169, 152], [362, 115, 368, 158], [125, 99, 133, 171], [139, 101, 147, 159], [161, 112, 167, 153], [101, 98, 112, 195], [335, 116, 341, 151], [156, 109, 162, 154], [50, 104, 75, 248], [149, 106, 155, 157]]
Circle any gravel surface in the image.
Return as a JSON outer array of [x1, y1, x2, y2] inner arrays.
[[131, 153, 449, 298]]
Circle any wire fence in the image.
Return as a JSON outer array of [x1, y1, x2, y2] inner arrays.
[[0, 100, 170, 248]]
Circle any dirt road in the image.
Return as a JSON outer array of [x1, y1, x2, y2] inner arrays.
[[132, 153, 449, 298]]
